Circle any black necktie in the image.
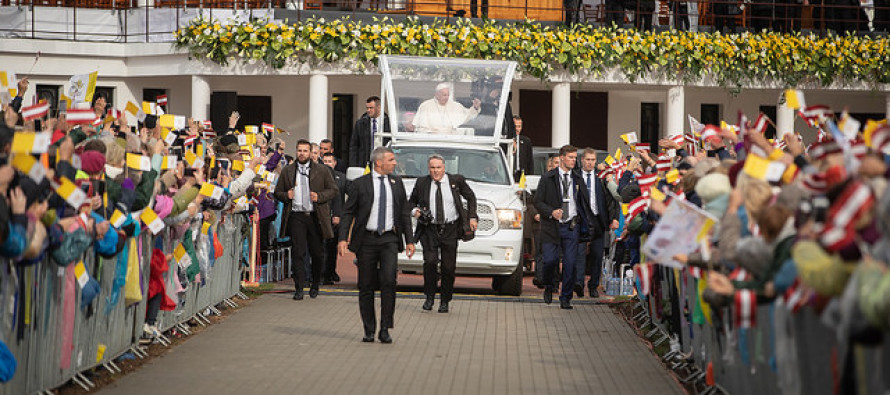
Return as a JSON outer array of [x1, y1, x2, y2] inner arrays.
[[377, 176, 386, 235], [587, 172, 598, 215], [371, 119, 377, 145], [435, 180, 445, 224]]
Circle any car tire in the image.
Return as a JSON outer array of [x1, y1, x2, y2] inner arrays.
[[492, 263, 523, 296]]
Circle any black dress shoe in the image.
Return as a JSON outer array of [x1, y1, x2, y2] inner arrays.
[[438, 302, 449, 313], [321, 279, 334, 286], [362, 332, 375, 342], [332, 273, 341, 282], [543, 287, 553, 304], [422, 297, 434, 311], [560, 300, 574, 310], [378, 329, 392, 344], [574, 284, 584, 298], [292, 290, 304, 300], [589, 289, 599, 298], [309, 288, 319, 298]]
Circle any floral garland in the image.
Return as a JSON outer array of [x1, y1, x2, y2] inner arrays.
[[174, 17, 890, 89]]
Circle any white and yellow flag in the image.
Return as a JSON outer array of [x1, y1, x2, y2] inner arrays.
[[67, 71, 98, 104]]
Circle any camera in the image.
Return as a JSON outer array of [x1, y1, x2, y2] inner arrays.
[[417, 207, 434, 225]]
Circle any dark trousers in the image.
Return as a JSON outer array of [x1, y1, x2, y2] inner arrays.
[[259, 216, 274, 265], [288, 212, 324, 292], [357, 231, 399, 334], [605, 0, 625, 25], [579, 236, 605, 292], [420, 222, 459, 303], [145, 293, 162, 326], [542, 223, 580, 302], [323, 224, 340, 281]]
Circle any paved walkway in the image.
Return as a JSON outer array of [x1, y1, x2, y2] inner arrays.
[[98, 293, 682, 395]]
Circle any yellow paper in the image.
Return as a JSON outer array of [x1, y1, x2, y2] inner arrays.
[[621, 203, 629, 216], [96, 344, 106, 363], [158, 114, 176, 129]]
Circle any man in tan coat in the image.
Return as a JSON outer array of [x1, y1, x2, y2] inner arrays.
[[274, 139, 338, 300]]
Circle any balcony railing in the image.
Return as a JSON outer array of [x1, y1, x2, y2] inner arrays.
[[0, 0, 886, 43]]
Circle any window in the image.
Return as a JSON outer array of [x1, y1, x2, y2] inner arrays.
[[759, 105, 777, 139], [391, 146, 510, 185], [640, 102, 660, 153], [35, 84, 61, 117], [700, 104, 721, 126]]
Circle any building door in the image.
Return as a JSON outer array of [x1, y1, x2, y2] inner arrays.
[[759, 105, 778, 139], [518, 89, 608, 149], [237, 95, 272, 131], [332, 94, 354, 161], [640, 102, 661, 153]]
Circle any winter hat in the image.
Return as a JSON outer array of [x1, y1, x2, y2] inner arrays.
[[118, 178, 136, 212], [792, 240, 854, 297], [694, 173, 731, 204], [80, 268, 101, 310], [694, 158, 720, 179], [80, 150, 106, 174], [619, 182, 641, 204], [733, 236, 773, 279], [94, 224, 119, 258]]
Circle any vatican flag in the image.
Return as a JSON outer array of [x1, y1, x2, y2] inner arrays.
[[518, 171, 527, 189], [67, 71, 98, 104]]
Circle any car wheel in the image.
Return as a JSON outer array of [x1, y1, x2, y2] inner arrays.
[[492, 263, 523, 296]]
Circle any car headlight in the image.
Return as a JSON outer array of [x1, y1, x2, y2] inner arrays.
[[496, 209, 522, 229]]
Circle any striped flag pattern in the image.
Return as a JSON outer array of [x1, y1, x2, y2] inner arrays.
[[22, 100, 50, 121], [65, 108, 98, 124], [820, 181, 874, 252], [734, 289, 757, 328]]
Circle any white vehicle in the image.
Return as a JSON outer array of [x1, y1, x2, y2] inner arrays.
[[349, 55, 525, 295]]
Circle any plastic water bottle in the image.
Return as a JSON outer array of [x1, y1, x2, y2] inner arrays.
[[621, 269, 634, 296], [607, 278, 619, 296]]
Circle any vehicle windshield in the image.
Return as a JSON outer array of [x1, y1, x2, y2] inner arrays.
[[391, 147, 510, 185]]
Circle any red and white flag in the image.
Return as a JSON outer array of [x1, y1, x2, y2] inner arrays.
[[687, 266, 702, 279], [870, 125, 890, 155], [202, 120, 212, 129], [799, 105, 833, 128], [808, 140, 841, 161], [729, 267, 752, 282], [21, 100, 50, 121], [699, 125, 721, 146], [634, 263, 655, 296], [262, 123, 275, 134], [65, 108, 98, 124], [635, 143, 651, 153], [625, 195, 649, 225], [801, 173, 828, 195], [820, 181, 875, 252], [784, 279, 810, 313], [202, 129, 217, 139], [850, 139, 868, 160], [655, 155, 672, 173], [637, 173, 658, 196], [107, 108, 123, 120], [751, 113, 771, 135], [157, 95, 168, 106], [734, 289, 757, 328], [669, 134, 684, 146]]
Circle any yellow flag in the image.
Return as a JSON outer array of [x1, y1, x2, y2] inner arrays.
[[743, 153, 786, 182], [518, 171, 527, 189], [125, 101, 140, 115], [11, 132, 51, 154], [140, 207, 164, 234], [158, 114, 176, 129], [110, 209, 127, 228], [12, 154, 46, 182], [67, 71, 97, 104], [784, 89, 806, 110], [650, 186, 666, 202], [604, 155, 615, 166], [173, 243, 189, 265], [614, 148, 622, 161], [126, 153, 151, 171], [199, 183, 223, 200], [363, 164, 371, 175], [666, 169, 680, 184], [232, 160, 245, 172], [201, 222, 211, 235]]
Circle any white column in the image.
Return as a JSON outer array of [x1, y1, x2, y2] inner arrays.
[[777, 92, 795, 139], [551, 82, 570, 147], [666, 86, 685, 137], [308, 74, 328, 143], [190, 76, 210, 122]]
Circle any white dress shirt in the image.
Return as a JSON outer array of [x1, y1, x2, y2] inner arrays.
[[292, 162, 313, 212], [366, 170, 395, 232], [558, 168, 577, 222], [583, 170, 599, 216], [429, 174, 459, 223]]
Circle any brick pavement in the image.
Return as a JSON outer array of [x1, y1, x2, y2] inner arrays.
[[97, 294, 682, 395]]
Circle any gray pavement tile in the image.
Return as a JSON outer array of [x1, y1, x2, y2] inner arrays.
[[97, 294, 682, 395]]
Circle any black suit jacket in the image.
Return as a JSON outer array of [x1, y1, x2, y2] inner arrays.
[[349, 113, 391, 168], [514, 134, 533, 181], [339, 172, 414, 253], [580, 171, 620, 233], [327, 166, 348, 219], [534, 168, 596, 245], [408, 174, 478, 241]]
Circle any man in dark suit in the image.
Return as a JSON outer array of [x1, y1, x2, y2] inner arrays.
[[322, 153, 348, 284], [338, 147, 415, 344], [513, 115, 533, 181], [319, 139, 348, 174], [409, 154, 478, 313], [348, 96, 390, 168], [274, 139, 339, 300], [578, 148, 620, 298], [534, 145, 594, 310]]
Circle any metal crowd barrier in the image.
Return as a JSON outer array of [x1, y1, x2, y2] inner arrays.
[[633, 265, 890, 394], [0, 213, 247, 395]]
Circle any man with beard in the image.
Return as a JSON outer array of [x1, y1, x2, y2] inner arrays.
[[274, 139, 339, 300]]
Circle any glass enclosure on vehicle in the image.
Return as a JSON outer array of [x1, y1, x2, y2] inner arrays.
[[391, 146, 511, 186], [378, 56, 517, 142]]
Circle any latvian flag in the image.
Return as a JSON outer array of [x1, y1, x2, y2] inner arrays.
[[157, 95, 168, 106], [808, 140, 841, 161], [699, 125, 721, 146], [869, 124, 890, 155], [637, 173, 658, 197], [655, 155, 671, 173], [202, 120, 212, 129], [66, 108, 98, 125], [820, 181, 874, 252], [734, 289, 757, 328], [262, 123, 275, 134], [751, 113, 771, 135], [669, 134, 684, 147], [202, 129, 217, 139], [625, 195, 649, 225], [634, 263, 655, 296], [799, 105, 833, 128], [850, 139, 868, 160], [22, 100, 50, 121]]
